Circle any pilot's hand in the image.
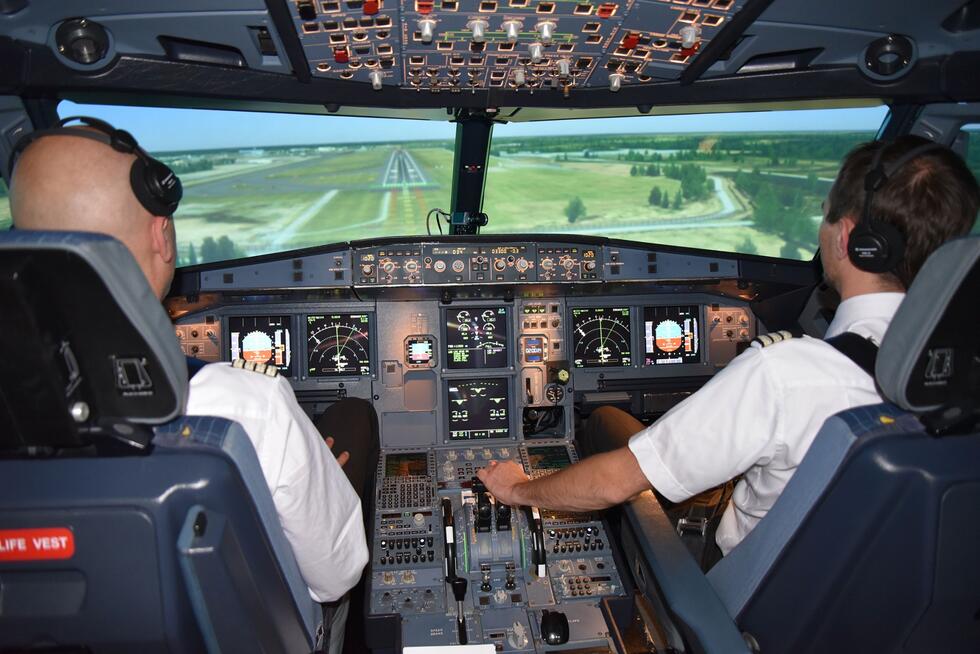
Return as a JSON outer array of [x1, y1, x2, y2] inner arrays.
[[477, 460, 529, 507], [325, 436, 350, 468]]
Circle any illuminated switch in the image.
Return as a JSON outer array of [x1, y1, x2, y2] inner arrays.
[[502, 20, 521, 44], [467, 18, 488, 43], [416, 0, 434, 13], [513, 68, 526, 85], [333, 47, 349, 63], [419, 18, 437, 43], [621, 32, 639, 50], [608, 72, 623, 92], [536, 20, 556, 44], [369, 70, 383, 90], [557, 58, 570, 76], [363, 0, 379, 14], [597, 2, 617, 18], [528, 42, 544, 63]]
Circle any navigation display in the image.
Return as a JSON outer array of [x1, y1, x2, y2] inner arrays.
[[385, 452, 429, 477], [307, 313, 372, 377], [445, 307, 509, 369], [571, 307, 632, 368], [643, 305, 700, 365], [447, 378, 510, 440], [228, 315, 293, 376], [526, 445, 572, 471]]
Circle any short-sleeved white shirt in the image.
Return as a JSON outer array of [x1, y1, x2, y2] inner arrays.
[[628, 292, 905, 555], [185, 363, 368, 602]]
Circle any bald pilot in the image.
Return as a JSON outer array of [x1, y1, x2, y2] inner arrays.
[[8, 117, 369, 652]]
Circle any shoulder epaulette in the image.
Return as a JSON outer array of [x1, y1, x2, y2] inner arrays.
[[752, 330, 797, 348], [231, 358, 279, 377]]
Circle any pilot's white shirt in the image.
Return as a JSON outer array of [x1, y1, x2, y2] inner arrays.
[[185, 363, 368, 602], [628, 292, 905, 555]]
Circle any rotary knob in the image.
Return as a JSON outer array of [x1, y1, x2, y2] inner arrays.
[[433, 259, 447, 273], [404, 259, 419, 274], [493, 258, 506, 271], [583, 260, 596, 272], [561, 257, 576, 271], [540, 257, 555, 271], [452, 259, 465, 273], [380, 259, 395, 274], [361, 263, 375, 275], [515, 257, 529, 272]]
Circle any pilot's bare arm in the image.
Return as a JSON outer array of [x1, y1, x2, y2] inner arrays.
[[477, 447, 650, 512]]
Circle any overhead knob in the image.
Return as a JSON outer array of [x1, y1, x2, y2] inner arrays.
[[536, 20, 556, 44], [467, 18, 488, 43], [502, 20, 521, 43], [679, 24, 700, 49], [419, 18, 437, 44], [609, 72, 624, 92], [557, 58, 570, 77], [513, 67, 526, 86], [369, 70, 383, 90], [528, 42, 544, 63]]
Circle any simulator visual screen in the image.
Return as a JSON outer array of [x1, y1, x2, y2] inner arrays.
[[643, 305, 700, 365], [447, 378, 510, 440], [228, 315, 293, 376], [445, 307, 509, 369]]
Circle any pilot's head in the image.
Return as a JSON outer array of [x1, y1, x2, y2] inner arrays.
[[820, 135, 978, 293], [9, 122, 180, 300]]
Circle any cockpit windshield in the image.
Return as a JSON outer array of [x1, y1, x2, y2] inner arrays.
[[482, 105, 890, 260], [55, 101, 456, 265]]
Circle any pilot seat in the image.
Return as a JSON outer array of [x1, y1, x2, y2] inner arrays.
[[0, 231, 325, 653]]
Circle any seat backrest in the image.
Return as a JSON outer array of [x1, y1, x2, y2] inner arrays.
[[708, 235, 980, 653], [0, 231, 317, 652]]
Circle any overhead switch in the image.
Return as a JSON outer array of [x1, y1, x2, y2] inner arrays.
[[528, 42, 544, 63], [467, 18, 488, 43], [536, 20, 556, 44], [608, 72, 624, 92], [502, 20, 521, 44], [363, 0, 379, 14], [621, 32, 639, 50], [369, 70, 383, 90], [333, 47, 349, 63], [513, 68, 526, 86], [419, 18, 437, 43], [557, 58, 570, 77]]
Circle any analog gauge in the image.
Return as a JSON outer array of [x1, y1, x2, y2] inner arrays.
[[405, 334, 437, 368], [545, 384, 564, 403], [571, 307, 632, 368], [307, 313, 372, 377]]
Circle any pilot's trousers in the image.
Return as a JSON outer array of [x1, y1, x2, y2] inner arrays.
[[314, 397, 380, 504]]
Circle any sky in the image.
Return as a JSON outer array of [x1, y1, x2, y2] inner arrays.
[[60, 100, 889, 153]]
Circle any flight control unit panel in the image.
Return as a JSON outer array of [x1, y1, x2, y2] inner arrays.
[[169, 238, 763, 651]]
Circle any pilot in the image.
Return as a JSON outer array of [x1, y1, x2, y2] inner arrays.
[[480, 135, 980, 561], [8, 119, 371, 652]]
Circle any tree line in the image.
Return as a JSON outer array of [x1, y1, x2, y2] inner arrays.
[[177, 235, 247, 266], [733, 168, 820, 258]]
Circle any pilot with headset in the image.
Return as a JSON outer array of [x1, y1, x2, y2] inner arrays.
[[6, 117, 373, 653], [480, 135, 980, 563]]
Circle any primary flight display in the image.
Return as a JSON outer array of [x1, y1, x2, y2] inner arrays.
[[228, 315, 293, 376]]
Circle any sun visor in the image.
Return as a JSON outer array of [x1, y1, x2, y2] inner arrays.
[[877, 236, 980, 413], [0, 231, 187, 426]]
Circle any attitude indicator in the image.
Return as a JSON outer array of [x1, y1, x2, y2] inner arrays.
[[571, 307, 632, 368], [307, 313, 372, 377], [643, 305, 700, 365], [228, 315, 293, 376]]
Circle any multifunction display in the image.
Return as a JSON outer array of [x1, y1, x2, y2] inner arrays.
[[306, 313, 372, 377], [643, 305, 700, 365], [571, 307, 632, 368], [385, 452, 429, 477], [445, 307, 509, 369], [228, 315, 293, 376], [526, 445, 572, 471], [447, 378, 510, 440]]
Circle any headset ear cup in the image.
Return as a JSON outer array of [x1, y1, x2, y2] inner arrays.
[[130, 158, 170, 217], [848, 220, 905, 273]]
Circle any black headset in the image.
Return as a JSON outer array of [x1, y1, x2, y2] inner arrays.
[[847, 140, 943, 273], [7, 115, 183, 217]]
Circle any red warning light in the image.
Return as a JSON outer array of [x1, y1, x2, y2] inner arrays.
[[597, 3, 617, 18], [621, 32, 639, 49], [680, 42, 700, 57], [417, 0, 434, 13], [334, 47, 350, 63], [363, 0, 380, 14]]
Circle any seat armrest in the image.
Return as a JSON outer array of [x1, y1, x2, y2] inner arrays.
[[620, 491, 749, 654]]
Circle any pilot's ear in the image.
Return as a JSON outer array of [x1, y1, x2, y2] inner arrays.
[[836, 215, 857, 259], [149, 215, 176, 265]]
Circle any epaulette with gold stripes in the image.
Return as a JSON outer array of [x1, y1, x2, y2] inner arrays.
[[231, 358, 279, 377], [752, 330, 796, 348]]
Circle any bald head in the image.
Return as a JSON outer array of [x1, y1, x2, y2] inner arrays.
[[10, 130, 177, 298]]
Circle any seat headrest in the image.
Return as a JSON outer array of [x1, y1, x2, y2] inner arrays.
[[877, 235, 980, 413], [0, 231, 187, 442]]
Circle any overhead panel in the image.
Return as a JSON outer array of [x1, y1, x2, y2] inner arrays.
[[286, 0, 745, 93]]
